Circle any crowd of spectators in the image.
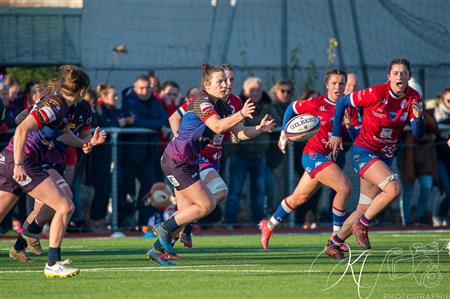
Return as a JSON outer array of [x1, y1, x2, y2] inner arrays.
[[1, 71, 449, 233]]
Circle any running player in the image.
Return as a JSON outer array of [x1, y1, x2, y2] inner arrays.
[[327, 58, 424, 255], [259, 69, 360, 258], [0, 65, 90, 277], [9, 99, 106, 263], [167, 64, 242, 248], [147, 64, 274, 266]]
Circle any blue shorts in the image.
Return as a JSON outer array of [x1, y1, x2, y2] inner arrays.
[[198, 156, 220, 172], [352, 146, 393, 177], [301, 152, 334, 178]]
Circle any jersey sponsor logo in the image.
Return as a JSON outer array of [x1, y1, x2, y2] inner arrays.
[[388, 111, 397, 121], [381, 98, 388, 104], [401, 99, 408, 109], [372, 111, 385, 118], [167, 175, 180, 187], [380, 127, 393, 139], [200, 102, 214, 113], [319, 106, 326, 111], [39, 106, 57, 123]]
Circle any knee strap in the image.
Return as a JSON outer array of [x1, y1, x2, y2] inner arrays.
[[378, 173, 399, 191], [358, 193, 373, 205]]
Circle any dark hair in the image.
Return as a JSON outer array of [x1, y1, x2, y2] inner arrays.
[[40, 65, 90, 96], [96, 83, 115, 99], [24, 80, 39, 95], [160, 80, 180, 92], [201, 64, 224, 88], [324, 69, 347, 84], [299, 89, 319, 101], [222, 64, 233, 72], [185, 86, 199, 98], [388, 57, 412, 75], [134, 75, 149, 83]]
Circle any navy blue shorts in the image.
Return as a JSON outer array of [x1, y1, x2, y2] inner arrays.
[[161, 153, 200, 191], [352, 146, 393, 177], [301, 152, 334, 178]]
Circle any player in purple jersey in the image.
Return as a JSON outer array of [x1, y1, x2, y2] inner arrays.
[[0, 65, 91, 278], [328, 58, 424, 255], [9, 100, 106, 263], [147, 64, 275, 266]]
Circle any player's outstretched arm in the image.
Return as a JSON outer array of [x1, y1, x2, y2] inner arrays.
[[231, 114, 275, 141], [204, 99, 254, 134]]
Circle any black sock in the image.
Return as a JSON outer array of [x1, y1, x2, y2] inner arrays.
[[153, 240, 164, 252], [161, 217, 180, 233], [183, 223, 192, 235], [13, 235, 28, 251], [27, 220, 43, 235], [47, 247, 61, 266]]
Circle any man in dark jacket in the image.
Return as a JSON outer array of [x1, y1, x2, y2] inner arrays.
[[121, 75, 168, 227]]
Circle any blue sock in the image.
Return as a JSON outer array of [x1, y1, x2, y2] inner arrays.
[[161, 217, 180, 233], [47, 247, 61, 266], [332, 206, 346, 233], [268, 198, 294, 230], [13, 235, 27, 251], [358, 214, 371, 227]]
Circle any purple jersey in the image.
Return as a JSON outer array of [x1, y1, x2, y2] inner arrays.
[[41, 100, 92, 165], [5, 93, 71, 162], [164, 91, 233, 164]]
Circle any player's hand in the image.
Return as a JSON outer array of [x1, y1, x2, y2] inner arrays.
[[327, 136, 343, 160], [13, 164, 27, 182], [91, 127, 107, 146], [343, 112, 352, 129], [278, 130, 290, 154], [82, 142, 93, 154], [256, 114, 275, 133], [412, 100, 423, 118], [240, 99, 256, 119]]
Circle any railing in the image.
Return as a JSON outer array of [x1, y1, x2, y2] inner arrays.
[[1, 124, 450, 230]]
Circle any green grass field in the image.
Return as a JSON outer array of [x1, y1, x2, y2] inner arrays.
[[1, 231, 449, 299]]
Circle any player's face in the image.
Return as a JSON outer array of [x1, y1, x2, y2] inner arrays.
[[224, 70, 234, 96], [134, 79, 151, 100], [205, 71, 227, 98], [344, 74, 358, 94], [388, 64, 411, 95], [275, 84, 292, 103], [326, 74, 346, 101]]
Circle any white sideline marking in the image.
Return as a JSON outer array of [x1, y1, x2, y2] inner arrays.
[[0, 264, 321, 274]]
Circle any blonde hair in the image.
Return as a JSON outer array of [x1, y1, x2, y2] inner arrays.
[[40, 65, 90, 97]]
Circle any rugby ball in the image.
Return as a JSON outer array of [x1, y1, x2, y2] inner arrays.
[[284, 114, 320, 142]]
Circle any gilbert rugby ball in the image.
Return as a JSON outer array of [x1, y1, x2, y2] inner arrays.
[[284, 114, 320, 142]]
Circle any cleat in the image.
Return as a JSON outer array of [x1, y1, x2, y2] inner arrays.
[[9, 247, 31, 263], [180, 232, 192, 248], [352, 222, 372, 249], [324, 244, 345, 260], [146, 248, 176, 266], [22, 234, 43, 255], [44, 260, 79, 278], [258, 219, 273, 252], [339, 243, 350, 252], [151, 224, 175, 254], [166, 253, 183, 260]]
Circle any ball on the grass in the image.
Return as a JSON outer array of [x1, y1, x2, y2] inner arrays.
[[284, 114, 320, 142]]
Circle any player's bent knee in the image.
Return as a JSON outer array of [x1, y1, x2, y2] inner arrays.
[[384, 180, 401, 199], [59, 197, 75, 216]]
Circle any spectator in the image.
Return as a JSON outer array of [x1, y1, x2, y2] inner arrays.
[[89, 84, 134, 231], [433, 87, 450, 226], [1, 75, 20, 130], [148, 73, 161, 98], [224, 77, 272, 227], [265, 79, 294, 213], [185, 86, 201, 103], [159, 80, 182, 117], [121, 75, 168, 228], [400, 79, 438, 225], [13, 81, 40, 115]]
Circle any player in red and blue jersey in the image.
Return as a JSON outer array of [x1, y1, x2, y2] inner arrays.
[[328, 58, 424, 254], [259, 69, 360, 258], [146, 64, 274, 266], [0, 65, 91, 277], [168, 65, 242, 248]]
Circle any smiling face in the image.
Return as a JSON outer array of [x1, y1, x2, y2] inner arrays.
[[326, 74, 346, 101], [388, 64, 411, 95], [204, 71, 227, 99]]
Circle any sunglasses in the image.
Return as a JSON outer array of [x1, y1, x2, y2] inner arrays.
[[280, 89, 292, 95]]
